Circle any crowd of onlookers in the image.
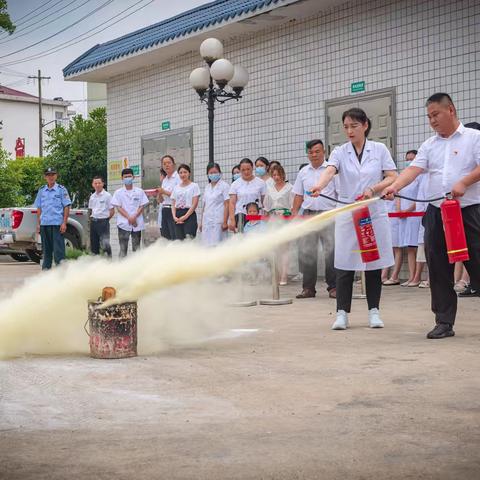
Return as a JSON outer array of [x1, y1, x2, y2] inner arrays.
[[35, 133, 477, 300]]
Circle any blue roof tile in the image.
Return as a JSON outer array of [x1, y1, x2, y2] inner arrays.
[[64, 0, 285, 77]]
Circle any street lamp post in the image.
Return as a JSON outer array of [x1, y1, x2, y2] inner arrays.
[[189, 38, 249, 165]]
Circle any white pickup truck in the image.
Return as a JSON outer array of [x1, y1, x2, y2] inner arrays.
[[0, 207, 89, 263]]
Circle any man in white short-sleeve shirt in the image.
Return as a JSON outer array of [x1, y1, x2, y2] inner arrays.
[[292, 139, 338, 299], [88, 176, 114, 257], [384, 93, 480, 339], [111, 168, 149, 258]]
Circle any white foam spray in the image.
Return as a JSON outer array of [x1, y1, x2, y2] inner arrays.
[[0, 199, 376, 358]]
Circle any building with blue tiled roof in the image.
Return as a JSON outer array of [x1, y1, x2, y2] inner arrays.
[[64, 0, 480, 252]]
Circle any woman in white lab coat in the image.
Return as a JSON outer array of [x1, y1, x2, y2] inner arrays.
[[311, 107, 397, 330], [200, 163, 230, 247]]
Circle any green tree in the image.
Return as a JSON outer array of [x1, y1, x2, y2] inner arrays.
[[45, 107, 107, 206], [0, 0, 15, 34], [0, 147, 23, 207], [8, 156, 46, 205]]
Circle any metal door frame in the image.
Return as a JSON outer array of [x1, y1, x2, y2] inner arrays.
[[140, 126, 194, 182], [325, 87, 397, 160]]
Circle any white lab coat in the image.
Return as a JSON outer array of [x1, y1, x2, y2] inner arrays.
[[399, 176, 421, 247], [202, 180, 230, 246], [328, 140, 396, 271], [386, 199, 401, 248], [416, 173, 429, 245]]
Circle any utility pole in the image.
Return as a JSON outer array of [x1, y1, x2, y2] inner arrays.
[[28, 70, 50, 157]]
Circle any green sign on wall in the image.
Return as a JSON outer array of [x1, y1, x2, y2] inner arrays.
[[351, 81, 365, 93], [161, 120, 171, 131], [131, 165, 140, 176]]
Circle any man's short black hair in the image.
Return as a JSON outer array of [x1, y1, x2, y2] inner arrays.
[[406, 150, 418, 157], [426, 93, 454, 107], [121, 168, 134, 177], [306, 139, 324, 151], [465, 121, 480, 131], [92, 175, 104, 182]]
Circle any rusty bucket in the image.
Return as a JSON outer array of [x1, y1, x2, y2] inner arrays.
[[85, 287, 137, 359]]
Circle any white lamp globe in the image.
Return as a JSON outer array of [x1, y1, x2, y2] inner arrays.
[[200, 38, 224, 64], [229, 65, 249, 93], [210, 58, 234, 89], [189, 67, 210, 94]]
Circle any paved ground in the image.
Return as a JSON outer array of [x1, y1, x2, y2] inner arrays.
[[0, 258, 479, 480]]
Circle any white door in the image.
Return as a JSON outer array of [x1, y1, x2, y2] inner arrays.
[[326, 91, 394, 158]]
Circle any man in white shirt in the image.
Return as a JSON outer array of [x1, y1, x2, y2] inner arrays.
[[111, 168, 149, 258], [292, 139, 338, 299], [88, 176, 114, 257], [383, 93, 480, 339]]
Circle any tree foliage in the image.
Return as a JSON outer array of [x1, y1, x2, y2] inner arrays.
[[0, 0, 15, 34], [45, 107, 107, 206], [0, 146, 46, 207]]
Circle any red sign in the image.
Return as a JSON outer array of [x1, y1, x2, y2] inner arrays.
[[15, 137, 25, 158]]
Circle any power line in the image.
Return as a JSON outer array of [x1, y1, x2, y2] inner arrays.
[[0, 0, 115, 60], [0, 0, 64, 39], [0, 0, 155, 67], [0, 0, 93, 45]]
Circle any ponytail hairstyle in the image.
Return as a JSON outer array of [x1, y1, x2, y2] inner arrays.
[[342, 108, 372, 137]]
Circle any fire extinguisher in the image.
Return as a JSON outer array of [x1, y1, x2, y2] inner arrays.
[[352, 205, 380, 263], [440, 197, 469, 263]]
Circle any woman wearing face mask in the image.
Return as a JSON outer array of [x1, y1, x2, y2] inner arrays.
[[255, 156, 273, 186], [199, 163, 230, 246], [310, 107, 397, 330], [232, 165, 241, 182], [228, 158, 266, 232], [171, 164, 200, 240], [157, 155, 180, 240]]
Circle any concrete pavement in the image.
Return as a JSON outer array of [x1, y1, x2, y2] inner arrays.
[[0, 260, 479, 479]]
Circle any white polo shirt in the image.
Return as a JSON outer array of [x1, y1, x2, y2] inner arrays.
[[411, 123, 480, 207], [88, 189, 112, 219], [111, 186, 149, 232], [161, 171, 181, 206], [229, 177, 266, 214], [292, 162, 338, 211]]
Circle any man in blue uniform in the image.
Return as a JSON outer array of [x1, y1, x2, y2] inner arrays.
[[34, 167, 72, 270]]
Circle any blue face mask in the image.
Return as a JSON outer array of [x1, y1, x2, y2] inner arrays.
[[255, 166, 266, 177], [122, 177, 133, 186], [233, 173, 241, 181], [208, 173, 221, 183]]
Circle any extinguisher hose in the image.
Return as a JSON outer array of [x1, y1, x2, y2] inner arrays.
[[316, 192, 452, 205]]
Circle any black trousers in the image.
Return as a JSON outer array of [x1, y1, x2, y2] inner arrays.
[[90, 218, 112, 257], [298, 210, 336, 292], [161, 207, 176, 240], [336, 269, 382, 312], [118, 228, 141, 258], [40, 225, 65, 270], [424, 204, 480, 326], [174, 209, 198, 240]]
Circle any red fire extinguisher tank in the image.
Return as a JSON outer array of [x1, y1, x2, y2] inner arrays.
[[352, 206, 380, 263], [440, 198, 469, 263]]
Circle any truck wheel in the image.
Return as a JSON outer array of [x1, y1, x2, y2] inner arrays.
[[25, 249, 42, 264], [10, 253, 30, 262], [64, 229, 82, 250]]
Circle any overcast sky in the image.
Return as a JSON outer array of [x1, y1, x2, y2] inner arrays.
[[1, 0, 209, 115]]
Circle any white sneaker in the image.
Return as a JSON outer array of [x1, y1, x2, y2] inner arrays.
[[291, 273, 303, 282], [368, 308, 384, 328], [332, 310, 348, 330]]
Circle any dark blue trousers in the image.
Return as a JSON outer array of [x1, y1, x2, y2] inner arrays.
[[40, 225, 65, 270]]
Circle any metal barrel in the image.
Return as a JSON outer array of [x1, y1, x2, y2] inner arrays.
[[86, 301, 138, 359]]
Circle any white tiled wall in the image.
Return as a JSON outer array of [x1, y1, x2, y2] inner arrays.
[[106, 0, 480, 255]]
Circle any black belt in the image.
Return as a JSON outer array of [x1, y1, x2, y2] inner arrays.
[[91, 217, 110, 222], [162, 205, 172, 209], [303, 209, 322, 214]]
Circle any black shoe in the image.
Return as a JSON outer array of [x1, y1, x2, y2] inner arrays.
[[458, 285, 480, 297], [296, 289, 316, 299], [427, 323, 455, 339]]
